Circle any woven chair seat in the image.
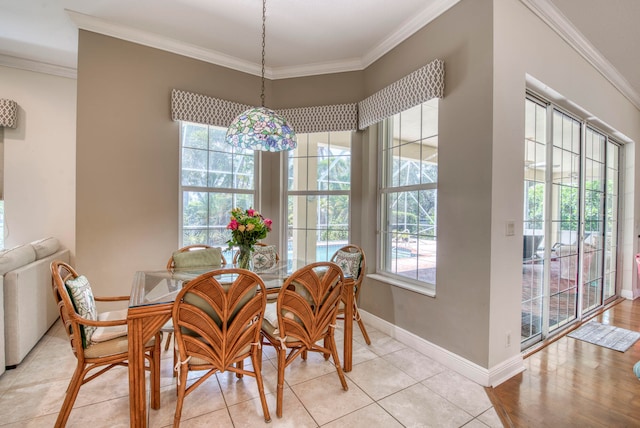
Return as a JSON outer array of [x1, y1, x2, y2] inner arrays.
[[84, 335, 157, 359]]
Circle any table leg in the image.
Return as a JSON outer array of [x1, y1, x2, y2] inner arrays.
[[128, 316, 147, 428], [343, 278, 354, 372]]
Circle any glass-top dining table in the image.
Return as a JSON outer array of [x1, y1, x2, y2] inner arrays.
[[126, 260, 355, 427]]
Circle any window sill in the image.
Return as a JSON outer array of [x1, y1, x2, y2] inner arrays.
[[366, 273, 436, 297]]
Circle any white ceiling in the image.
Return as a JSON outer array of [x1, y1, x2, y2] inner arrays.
[[0, 0, 638, 108]]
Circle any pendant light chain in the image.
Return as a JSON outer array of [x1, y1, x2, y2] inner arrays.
[[224, 0, 296, 152], [260, 0, 266, 108]]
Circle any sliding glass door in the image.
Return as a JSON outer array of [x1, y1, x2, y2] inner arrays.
[[521, 96, 621, 348]]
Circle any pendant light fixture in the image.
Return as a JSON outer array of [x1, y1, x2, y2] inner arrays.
[[225, 0, 297, 152]]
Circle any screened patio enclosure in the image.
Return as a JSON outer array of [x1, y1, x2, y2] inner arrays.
[[521, 96, 620, 349]]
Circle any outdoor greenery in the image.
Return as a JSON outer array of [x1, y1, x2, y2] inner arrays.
[[287, 142, 350, 242], [181, 123, 254, 247], [525, 179, 613, 234]]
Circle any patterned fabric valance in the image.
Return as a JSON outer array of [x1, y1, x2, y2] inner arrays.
[[171, 59, 444, 133], [171, 89, 357, 133], [0, 99, 17, 128], [277, 104, 357, 133], [358, 59, 444, 130], [171, 90, 251, 128]]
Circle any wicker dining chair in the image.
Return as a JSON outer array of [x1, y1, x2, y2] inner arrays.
[[164, 244, 227, 354], [50, 261, 161, 427], [172, 268, 271, 426], [260, 261, 348, 418], [330, 244, 371, 345]]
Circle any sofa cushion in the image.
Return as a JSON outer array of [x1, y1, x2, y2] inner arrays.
[[0, 244, 36, 275], [172, 247, 222, 269], [65, 275, 98, 348], [30, 237, 60, 259]]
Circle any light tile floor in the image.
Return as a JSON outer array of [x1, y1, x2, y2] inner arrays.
[[0, 320, 503, 427]]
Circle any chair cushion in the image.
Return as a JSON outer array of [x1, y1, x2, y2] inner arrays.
[[333, 250, 362, 278], [181, 282, 256, 333], [84, 334, 156, 359], [92, 309, 128, 343], [0, 244, 36, 275], [64, 275, 98, 348], [252, 245, 277, 270], [262, 302, 298, 336], [172, 247, 222, 269]]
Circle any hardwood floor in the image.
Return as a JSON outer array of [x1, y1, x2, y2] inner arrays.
[[490, 298, 640, 427]]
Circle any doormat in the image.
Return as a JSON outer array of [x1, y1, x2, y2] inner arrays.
[[568, 321, 640, 352]]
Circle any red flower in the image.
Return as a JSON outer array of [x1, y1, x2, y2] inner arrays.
[[227, 218, 239, 230], [247, 208, 256, 217], [264, 218, 272, 231]]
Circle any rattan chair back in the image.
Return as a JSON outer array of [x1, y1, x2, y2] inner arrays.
[[172, 268, 271, 425]]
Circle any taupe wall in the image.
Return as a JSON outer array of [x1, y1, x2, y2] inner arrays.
[[360, 0, 495, 367], [76, 31, 364, 297], [489, 0, 640, 367], [75, 0, 640, 374]]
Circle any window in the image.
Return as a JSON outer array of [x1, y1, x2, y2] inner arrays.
[[287, 131, 352, 263], [180, 122, 256, 259], [379, 98, 439, 290]]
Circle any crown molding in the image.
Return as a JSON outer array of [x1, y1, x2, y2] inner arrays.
[[270, 57, 365, 80], [520, 0, 640, 111], [66, 2, 460, 80], [66, 10, 264, 78], [0, 54, 77, 79], [362, 0, 461, 68]]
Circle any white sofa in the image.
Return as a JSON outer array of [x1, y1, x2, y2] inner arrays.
[[0, 237, 69, 372]]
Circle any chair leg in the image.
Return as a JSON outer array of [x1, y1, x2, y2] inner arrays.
[[173, 348, 177, 378], [236, 359, 244, 378], [276, 347, 286, 418], [55, 363, 86, 427], [173, 366, 189, 428], [354, 304, 371, 345], [164, 331, 173, 351], [328, 335, 349, 391], [251, 351, 271, 422]]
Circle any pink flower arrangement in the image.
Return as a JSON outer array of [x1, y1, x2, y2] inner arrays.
[[226, 207, 272, 249]]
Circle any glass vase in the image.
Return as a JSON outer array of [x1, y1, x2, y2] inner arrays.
[[237, 245, 252, 270]]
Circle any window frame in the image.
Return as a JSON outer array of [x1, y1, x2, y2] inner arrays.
[[375, 99, 439, 296], [285, 130, 353, 264], [178, 121, 260, 257]]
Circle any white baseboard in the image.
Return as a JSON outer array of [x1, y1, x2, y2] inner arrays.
[[620, 289, 635, 300], [358, 309, 524, 387]]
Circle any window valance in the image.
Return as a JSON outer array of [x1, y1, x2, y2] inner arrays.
[[358, 59, 444, 130], [171, 90, 251, 129], [277, 104, 357, 133], [171, 58, 444, 134], [0, 99, 17, 128], [171, 89, 357, 133]]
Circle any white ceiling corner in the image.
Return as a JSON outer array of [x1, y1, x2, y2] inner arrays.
[[520, 0, 640, 110]]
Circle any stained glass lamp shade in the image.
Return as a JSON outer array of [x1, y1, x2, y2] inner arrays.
[[226, 106, 297, 152]]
